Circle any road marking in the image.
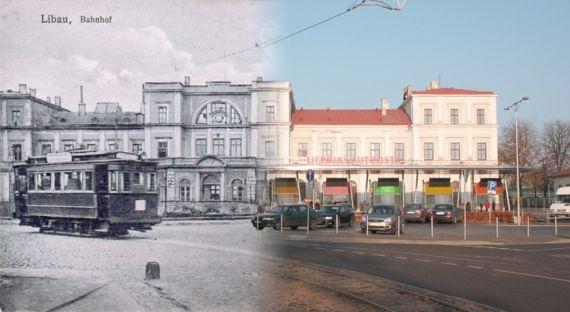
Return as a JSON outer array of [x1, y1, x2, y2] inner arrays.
[[352, 251, 365, 254], [441, 262, 458, 266], [314, 247, 326, 250], [394, 256, 408, 260], [493, 269, 570, 283], [416, 259, 431, 263], [293, 245, 306, 248], [372, 253, 386, 257], [466, 265, 483, 269], [332, 249, 344, 252]]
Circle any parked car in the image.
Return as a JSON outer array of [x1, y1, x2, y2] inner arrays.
[[319, 204, 354, 227], [360, 204, 404, 235], [429, 204, 463, 223], [251, 204, 320, 230], [403, 203, 428, 223]]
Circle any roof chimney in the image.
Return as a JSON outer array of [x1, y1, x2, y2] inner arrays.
[[19, 84, 27, 94], [256, 76, 263, 82], [78, 85, 86, 116], [46, 96, 52, 103], [381, 98, 389, 116], [29, 88, 37, 97], [428, 81, 439, 90], [54, 96, 61, 106], [184, 76, 191, 86]]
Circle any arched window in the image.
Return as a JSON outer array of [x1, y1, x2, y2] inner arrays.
[[202, 174, 221, 201], [122, 117, 130, 123], [231, 179, 244, 201], [158, 106, 168, 123], [179, 179, 191, 202], [195, 102, 242, 125]]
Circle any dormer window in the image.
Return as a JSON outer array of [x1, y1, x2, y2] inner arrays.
[[59, 118, 67, 123], [91, 118, 98, 124], [122, 117, 130, 123]]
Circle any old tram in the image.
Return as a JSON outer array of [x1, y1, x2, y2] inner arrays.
[[12, 150, 161, 236]]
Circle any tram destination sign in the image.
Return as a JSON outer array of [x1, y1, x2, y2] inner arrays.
[[46, 152, 72, 163]]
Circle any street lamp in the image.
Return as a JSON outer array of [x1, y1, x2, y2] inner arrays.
[[504, 96, 529, 225]]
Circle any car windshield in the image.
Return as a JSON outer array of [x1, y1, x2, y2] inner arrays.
[[268, 206, 284, 213], [322, 206, 342, 213], [556, 194, 570, 204], [433, 204, 453, 211], [404, 204, 421, 211], [368, 205, 394, 215]]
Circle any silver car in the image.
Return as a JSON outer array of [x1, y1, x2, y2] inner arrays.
[[360, 204, 404, 235]]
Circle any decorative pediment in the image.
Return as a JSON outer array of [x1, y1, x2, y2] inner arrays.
[[195, 156, 225, 168]]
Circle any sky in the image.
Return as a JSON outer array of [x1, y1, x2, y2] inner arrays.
[[1, 0, 569, 126], [269, 0, 570, 126], [0, 0, 275, 112]]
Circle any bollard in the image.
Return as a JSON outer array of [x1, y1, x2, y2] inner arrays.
[[397, 216, 400, 237], [430, 215, 434, 238], [496, 217, 499, 238], [527, 216, 530, 237], [366, 216, 369, 236], [555, 216, 558, 236], [336, 214, 339, 235], [145, 262, 160, 280], [464, 211, 467, 241], [280, 213, 283, 232]]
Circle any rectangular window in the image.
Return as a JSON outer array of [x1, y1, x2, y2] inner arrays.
[[230, 138, 242, 157], [450, 109, 459, 125], [477, 142, 487, 160], [84, 171, 93, 191], [148, 173, 156, 191], [450, 142, 461, 160], [345, 143, 356, 159], [64, 171, 82, 190], [212, 138, 225, 156], [54, 172, 61, 190], [322, 143, 333, 157], [196, 139, 207, 156], [370, 143, 381, 158], [265, 141, 275, 157], [108, 141, 117, 151], [266, 106, 275, 122], [40, 144, 52, 155], [39, 173, 52, 190], [158, 141, 168, 158], [11, 110, 21, 126], [424, 109, 433, 125], [133, 172, 142, 185], [477, 109, 485, 125], [131, 141, 143, 154], [28, 173, 36, 190], [298, 143, 308, 157], [122, 172, 130, 192], [424, 142, 434, 160], [12, 144, 22, 161], [84, 141, 98, 151], [110, 171, 118, 191], [394, 143, 405, 161], [158, 106, 168, 123], [62, 140, 75, 151]]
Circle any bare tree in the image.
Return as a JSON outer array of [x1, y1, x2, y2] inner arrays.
[[498, 119, 541, 188], [542, 120, 570, 172]]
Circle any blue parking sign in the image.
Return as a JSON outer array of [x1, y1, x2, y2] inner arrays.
[[487, 180, 497, 194]]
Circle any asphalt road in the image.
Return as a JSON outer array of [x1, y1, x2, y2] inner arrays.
[[263, 225, 570, 312]]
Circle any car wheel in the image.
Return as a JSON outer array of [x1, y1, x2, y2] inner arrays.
[[272, 222, 281, 231], [257, 226, 264, 231], [372, 230, 377, 234], [290, 226, 298, 230]]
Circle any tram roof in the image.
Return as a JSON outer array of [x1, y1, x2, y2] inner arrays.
[[23, 150, 154, 166]]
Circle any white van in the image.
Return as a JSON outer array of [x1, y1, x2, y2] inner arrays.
[[549, 186, 570, 216]]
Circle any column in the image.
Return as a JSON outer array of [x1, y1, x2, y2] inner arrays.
[[174, 127, 181, 157], [1, 100, 7, 126], [54, 131, 61, 152], [225, 128, 230, 156], [122, 131, 129, 152], [220, 172, 225, 201]]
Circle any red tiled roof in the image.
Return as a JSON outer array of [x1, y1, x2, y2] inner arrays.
[[412, 88, 494, 95], [292, 109, 411, 126], [553, 168, 570, 177]]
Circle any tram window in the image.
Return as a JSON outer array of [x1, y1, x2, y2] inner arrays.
[[64, 172, 82, 190], [148, 173, 156, 191], [109, 171, 118, 191], [123, 172, 131, 191], [28, 173, 36, 191], [133, 173, 142, 185], [54, 172, 62, 190], [85, 171, 93, 191], [39, 173, 52, 190]]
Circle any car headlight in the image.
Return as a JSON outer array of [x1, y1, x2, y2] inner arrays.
[[325, 216, 333, 220], [264, 217, 274, 220]]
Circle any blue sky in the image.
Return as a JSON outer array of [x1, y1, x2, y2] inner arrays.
[[269, 0, 570, 126]]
